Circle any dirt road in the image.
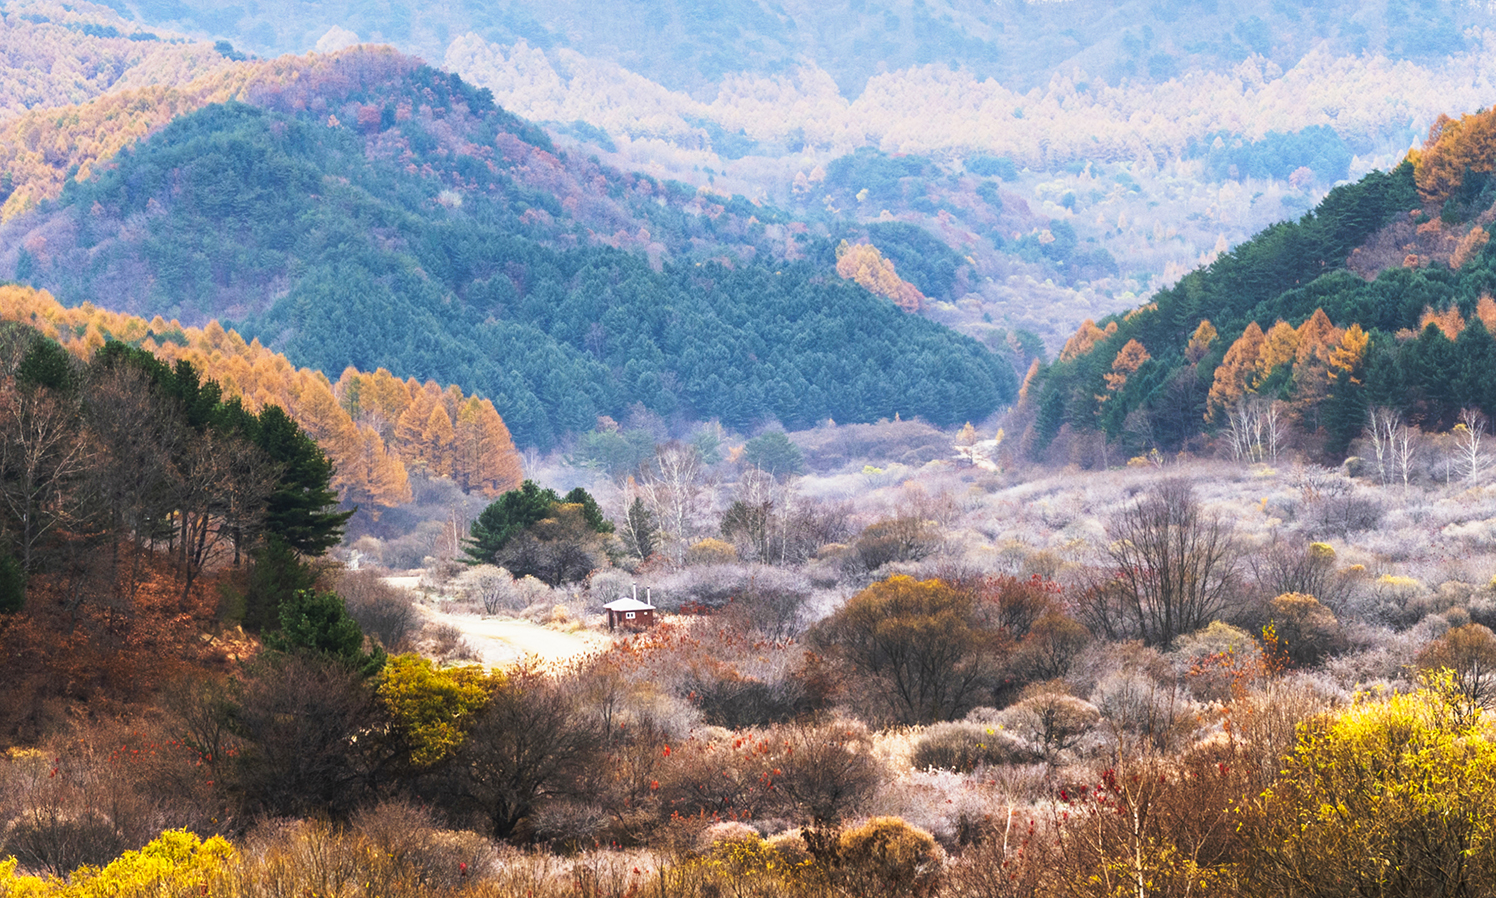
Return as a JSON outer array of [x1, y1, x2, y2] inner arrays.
[[416, 604, 608, 668]]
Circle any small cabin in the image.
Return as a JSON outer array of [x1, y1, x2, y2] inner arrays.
[[603, 596, 656, 631]]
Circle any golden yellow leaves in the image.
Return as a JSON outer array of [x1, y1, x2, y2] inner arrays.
[[834, 240, 924, 313]]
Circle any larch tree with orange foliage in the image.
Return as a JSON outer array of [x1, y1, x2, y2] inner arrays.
[[1476, 295, 1496, 334], [346, 424, 413, 508], [1059, 319, 1118, 362], [0, 286, 522, 509], [834, 241, 924, 312], [1017, 358, 1040, 403], [1185, 320, 1217, 364], [392, 390, 440, 473], [1102, 339, 1151, 398], [292, 373, 363, 486], [1451, 226, 1490, 270], [1290, 309, 1343, 431], [453, 397, 523, 498], [421, 404, 457, 479], [1206, 322, 1265, 420], [1419, 304, 1467, 341], [1253, 320, 1299, 394], [1411, 109, 1496, 204], [1324, 323, 1371, 455]]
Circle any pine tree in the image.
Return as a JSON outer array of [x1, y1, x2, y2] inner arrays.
[[621, 496, 658, 560], [254, 404, 354, 556], [463, 480, 560, 565], [266, 588, 385, 676]]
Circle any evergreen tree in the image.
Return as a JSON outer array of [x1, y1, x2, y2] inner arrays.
[[254, 404, 354, 555], [241, 536, 317, 633], [562, 486, 614, 535], [621, 497, 657, 560], [463, 480, 561, 564], [742, 430, 805, 477], [15, 335, 77, 394], [266, 587, 385, 676], [0, 551, 24, 614]]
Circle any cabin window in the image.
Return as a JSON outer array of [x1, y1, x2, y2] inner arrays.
[[626, 612, 636, 619]]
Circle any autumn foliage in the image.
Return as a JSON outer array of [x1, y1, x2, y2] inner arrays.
[[0, 45, 421, 220], [834, 240, 925, 312], [1411, 108, 1496, 204], [0, 286, 521, 507], [1058, 318, 1118, 363]]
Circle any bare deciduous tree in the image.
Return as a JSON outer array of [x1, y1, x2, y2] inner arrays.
[[0, 380, 91, 572], [1224, 396, 1283, 465], [1249, 535, 1346, 609], [1084, 480, 1240, 649], [635, 442, 711, 564], [1391, 419, 1419, 492], [456, 664, 600, 839], [1455, 407, 1488, 485], [1365, 406, 1402, 487]]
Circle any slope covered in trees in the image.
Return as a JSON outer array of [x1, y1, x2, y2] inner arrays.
[[1020, 107, 1496, 464], [0, 316, 361, 731], [444, 24, 1496, 353], [0, 0, 236, 122], [0, 285, 523, 508], [0, 49, 1018, 448], [30, 0, 1496, 359]]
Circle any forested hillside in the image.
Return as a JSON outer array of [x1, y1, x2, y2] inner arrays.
[[13, 0, 1496, 357], [0, 0, 234, 119], [1018, 107, 1496, 465], [0, 48, 1017, 448], [0, 314, 361, 735], [441, 25, 1496, 352], [0, 285, 523, 509]]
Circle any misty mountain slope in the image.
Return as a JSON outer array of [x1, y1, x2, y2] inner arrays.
[[0, 49, 1017, 449], [99, 0, 1484, 96], [0, 0, 237, 119], [26, 0, 1496, 362], [435, 25, 1496, 355]]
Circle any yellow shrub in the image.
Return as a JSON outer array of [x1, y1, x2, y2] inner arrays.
[[0, 831, 235, 898], [378, 654, 498, 767], [685, 538, 738, 565]]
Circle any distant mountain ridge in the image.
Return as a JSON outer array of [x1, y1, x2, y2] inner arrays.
[[94, 0, 1486, 96], [15, 0, 1496, 362], [0, 47, 1018, 448]]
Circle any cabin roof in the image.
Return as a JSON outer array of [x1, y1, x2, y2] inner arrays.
[[603, 597, 655, 612]]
